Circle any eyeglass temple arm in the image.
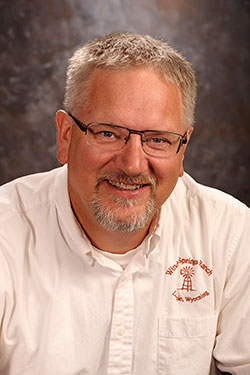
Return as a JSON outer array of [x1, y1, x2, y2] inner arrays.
[[68, 113, 87, 133], [176, 132, 188, 154]]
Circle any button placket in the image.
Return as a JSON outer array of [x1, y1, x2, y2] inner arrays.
[[108, 274, 134, 374]]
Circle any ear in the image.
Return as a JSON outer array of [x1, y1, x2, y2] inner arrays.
[[55, 110, 73, 164], [179, 126, 194, 177]]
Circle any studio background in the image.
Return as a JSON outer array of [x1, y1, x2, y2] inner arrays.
[[0, 0, 249, 206]]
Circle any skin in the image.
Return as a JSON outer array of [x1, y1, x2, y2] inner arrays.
[[56, 67, 193, 253]]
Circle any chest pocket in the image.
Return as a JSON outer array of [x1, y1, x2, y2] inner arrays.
[[158, 312, 218, 375]]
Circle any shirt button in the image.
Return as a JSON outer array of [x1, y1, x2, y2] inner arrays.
[[117, 326, 126, 336]]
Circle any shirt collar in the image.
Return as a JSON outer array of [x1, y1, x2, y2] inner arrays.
[[54, 164, 92, 257]]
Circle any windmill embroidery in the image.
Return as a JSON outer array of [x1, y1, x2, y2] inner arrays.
[[178, 266, 196, 292]]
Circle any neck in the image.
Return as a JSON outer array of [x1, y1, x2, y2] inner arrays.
[[70, 201, 154, 254]]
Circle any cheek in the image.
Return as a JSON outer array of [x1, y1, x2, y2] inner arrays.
[[69, 129, 105, 168], [68, 135, 114, 189], [68, 145, 114, 211]]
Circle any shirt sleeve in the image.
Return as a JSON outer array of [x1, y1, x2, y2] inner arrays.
[[213, 207, 250, 375], [0, 241, 16, 371]]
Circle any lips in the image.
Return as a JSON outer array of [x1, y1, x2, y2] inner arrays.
[[96, 172, 156, 194], [107, 180, 145, 191]]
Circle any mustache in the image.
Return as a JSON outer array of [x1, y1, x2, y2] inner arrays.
[[96, 172, 157, 189]]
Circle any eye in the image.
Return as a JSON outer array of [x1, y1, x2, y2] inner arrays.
[[151, 137, 170, 144], [99, 130, 115, 138], [146, 136, 172, 149], [89, 125, 121, 143], [93, 130, 118, 143]]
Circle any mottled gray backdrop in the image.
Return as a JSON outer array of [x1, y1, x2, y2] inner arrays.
[[0, 0, 250, 205]]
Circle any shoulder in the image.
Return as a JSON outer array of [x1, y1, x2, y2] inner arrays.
[[0, 165, 67, 224], [160, 173, 250, 269], [174, 172, 249, 214], [164, 173, 250, 237]]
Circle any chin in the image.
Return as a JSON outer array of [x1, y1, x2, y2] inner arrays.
[[91, 194, 156, 233]]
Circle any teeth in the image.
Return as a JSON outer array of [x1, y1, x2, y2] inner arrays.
[[108, 180, 143, 190]]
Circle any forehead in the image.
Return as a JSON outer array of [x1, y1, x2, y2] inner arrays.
[[86, 66, 179, 98], [81, 67, 184, 131]]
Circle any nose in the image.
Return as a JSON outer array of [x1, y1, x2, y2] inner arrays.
[[113, 134, 149, 175]]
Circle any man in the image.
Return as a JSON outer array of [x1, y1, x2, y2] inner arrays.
[[0, 32, 249, 375]]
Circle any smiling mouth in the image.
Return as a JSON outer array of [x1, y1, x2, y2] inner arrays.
[[106, 180, 146, 191]]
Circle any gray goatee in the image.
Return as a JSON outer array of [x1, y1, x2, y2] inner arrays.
[[91, 172, 157, 233]]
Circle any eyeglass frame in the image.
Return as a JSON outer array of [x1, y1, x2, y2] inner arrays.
[[67, 112, 188, 156]]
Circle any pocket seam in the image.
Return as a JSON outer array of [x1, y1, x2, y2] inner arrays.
[[159, 312, 218, 338]]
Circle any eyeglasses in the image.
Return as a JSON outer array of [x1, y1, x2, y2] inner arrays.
[[67, 112, 187, 158]]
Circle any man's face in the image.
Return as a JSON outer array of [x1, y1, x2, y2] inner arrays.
[[56, 67, 192, 234]]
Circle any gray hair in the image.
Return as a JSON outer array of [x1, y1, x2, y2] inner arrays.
[[63, 32, 197, 127]]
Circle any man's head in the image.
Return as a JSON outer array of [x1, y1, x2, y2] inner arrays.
[[56, 32, 196, 240], [63, 32, 196, 128]]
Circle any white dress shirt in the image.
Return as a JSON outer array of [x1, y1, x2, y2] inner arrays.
[[0, 165, 249, 375]]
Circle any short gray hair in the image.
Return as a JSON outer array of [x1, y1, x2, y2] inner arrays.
[[64, 32, 197, 126]]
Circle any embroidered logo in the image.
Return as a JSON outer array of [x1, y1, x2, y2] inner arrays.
[[179, 266, 195, 292], [166, 257, 213, 303]]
